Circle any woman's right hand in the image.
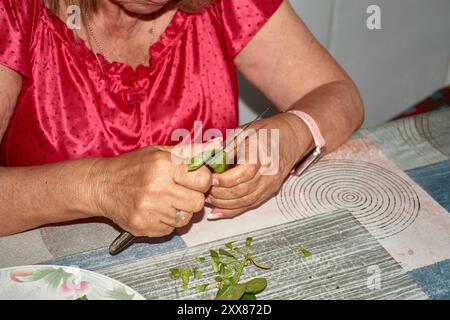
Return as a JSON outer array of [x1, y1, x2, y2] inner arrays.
[[86, 145, 214, 237]]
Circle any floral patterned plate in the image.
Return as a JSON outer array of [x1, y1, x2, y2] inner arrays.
[[0, 265, 145, 300]]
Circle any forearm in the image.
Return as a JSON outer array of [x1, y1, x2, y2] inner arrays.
[[0, 159, 98, 236], [282, 80, 364, 153]]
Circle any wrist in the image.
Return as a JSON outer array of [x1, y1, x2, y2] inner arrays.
[[279, 112, 315, 169], [68, 158, 107, 218]]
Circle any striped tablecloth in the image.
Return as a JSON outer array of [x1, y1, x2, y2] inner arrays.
[[1, 109, 449, 300]]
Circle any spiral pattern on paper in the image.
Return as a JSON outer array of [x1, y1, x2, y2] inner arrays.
[[276, 160, 420, 239]]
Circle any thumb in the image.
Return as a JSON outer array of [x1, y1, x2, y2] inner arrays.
[[191, 137, 224, 158]]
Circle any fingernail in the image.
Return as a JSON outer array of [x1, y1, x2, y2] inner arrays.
[[212, 178, 220, 186], [208, 212, 224, 220], [208, 208, 224, 220]]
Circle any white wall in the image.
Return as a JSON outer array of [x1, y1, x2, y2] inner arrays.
[[446, 60, 450, 85], [238, 0, 450, 128], [289, 0, 334, 47], [238, 0, 335, 124], [330, 0, 450, 127]]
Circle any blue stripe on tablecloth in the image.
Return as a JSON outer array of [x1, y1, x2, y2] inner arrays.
[[406, 160, 450, 212], [408, 259, 450, 300], [39, 235, 186, 271]]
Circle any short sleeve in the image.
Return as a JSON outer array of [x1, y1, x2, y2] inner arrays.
[[0, 0, 43, 78], [212, 0, 283, 57]]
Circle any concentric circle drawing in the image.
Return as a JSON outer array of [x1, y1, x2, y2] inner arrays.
[[276, 160, 420, 239], [396, 110, 450, 158]]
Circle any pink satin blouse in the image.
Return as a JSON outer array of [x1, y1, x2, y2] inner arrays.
[[0, 0, 282, 166]]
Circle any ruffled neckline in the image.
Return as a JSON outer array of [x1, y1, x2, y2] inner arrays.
[[40, 3, 188, 78]]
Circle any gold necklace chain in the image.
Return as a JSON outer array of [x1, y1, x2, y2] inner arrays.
[[84, 12, 156, 67]]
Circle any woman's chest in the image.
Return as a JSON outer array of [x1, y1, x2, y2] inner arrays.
[[0, 12, 239, 166]]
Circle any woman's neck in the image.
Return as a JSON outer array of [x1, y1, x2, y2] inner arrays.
[[94, 4, 144, 39], [73, 0, 177, 69], [94, 1, 174, 38]]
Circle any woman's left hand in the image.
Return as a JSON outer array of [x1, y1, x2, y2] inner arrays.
[[206, 112, 314, 219]]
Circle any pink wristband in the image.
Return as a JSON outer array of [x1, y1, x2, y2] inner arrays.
[[288, 110, 325, 148]]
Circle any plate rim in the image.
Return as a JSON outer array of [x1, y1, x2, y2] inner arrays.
[[0, 264, 146, 300]]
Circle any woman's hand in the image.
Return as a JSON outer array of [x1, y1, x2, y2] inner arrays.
[[206, 113, 314, 219], [87, 145, 214, 237]]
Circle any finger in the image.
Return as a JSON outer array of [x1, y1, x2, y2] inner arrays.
[[152, 205, 177, 221], [207, 184, 266, 210], [165, 138, 224, 161], [209, 174, 262, 200], [160, 210, 194, 229], [213, 162, 260, 188], [173, 165, 212, 193], [207, 206, 250, 220], [127, 213, 175, 238], [168, 184, 206, 213]]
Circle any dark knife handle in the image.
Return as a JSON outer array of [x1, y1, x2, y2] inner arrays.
[[109, 232, 136, 255]]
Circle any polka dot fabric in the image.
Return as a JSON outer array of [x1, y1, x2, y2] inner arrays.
[[0, 0, 41, 78], [0, 0, 283, 167]]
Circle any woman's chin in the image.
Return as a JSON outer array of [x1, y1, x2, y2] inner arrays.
[[124, 5, 164, 15], [113, 0, 170, 15]]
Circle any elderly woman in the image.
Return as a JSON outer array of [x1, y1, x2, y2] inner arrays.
[[0, 0, 363, 237]]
